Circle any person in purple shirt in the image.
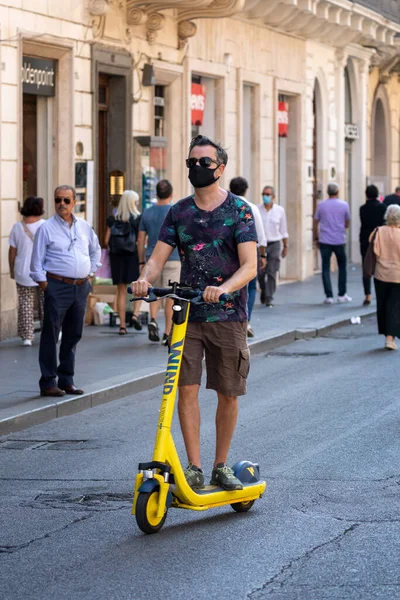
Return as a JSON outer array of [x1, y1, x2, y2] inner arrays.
[[314, 182, 351, 304]]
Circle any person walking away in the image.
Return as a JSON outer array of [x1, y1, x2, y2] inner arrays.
[[9, 196, 45, 346], [359, 185, 386, 306], [131, 134, 257, 491], [372, 204, 400, 351], [314, 182, 351, 304], [383, 186, 400, 208], [229, 177, 266, 337], [138, 179, 181, 345], [105, 190, 142, 335], [257, 186, 288, 307], [30, 185, 101, 397]]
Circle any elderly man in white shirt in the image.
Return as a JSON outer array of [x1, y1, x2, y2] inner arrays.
[[229, 177, 267, 337], [31, 184, 101, 397], [257, 185, 289, 307]]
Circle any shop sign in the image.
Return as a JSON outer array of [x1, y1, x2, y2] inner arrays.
[[345, 123, 359, 140], [22, 56, 56, 97], [278, 102, 289, 137], [191, 83, 206, 126]]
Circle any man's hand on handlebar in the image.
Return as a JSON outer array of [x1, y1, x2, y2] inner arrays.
[[130, 278, 151, 297], [203, 286, 228, 304]]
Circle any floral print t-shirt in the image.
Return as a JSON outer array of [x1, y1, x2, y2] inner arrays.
[[158, 192, 258, 322]]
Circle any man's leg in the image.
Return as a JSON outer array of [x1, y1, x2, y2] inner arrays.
[[335, 244, 347, 297], [117, 283, 127, 330], [178, 384, 201, 468], [39, 280, 70, 390], [57, 282, 89, 389], [265, 241, 281, 304], [320, 243, 334, 298], [164, 299, 173, 336], [215, 393, 238, 466], [360, 245, 371, 299]]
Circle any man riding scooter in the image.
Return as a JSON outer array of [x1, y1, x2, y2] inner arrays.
[[130, 135, 257, 491]]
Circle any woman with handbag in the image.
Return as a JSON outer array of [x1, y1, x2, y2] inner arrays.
[[8, 196, 46, 346], [359, 185, 386, 306], [370, 204, 400, 351], [105, 190, 142, 335]]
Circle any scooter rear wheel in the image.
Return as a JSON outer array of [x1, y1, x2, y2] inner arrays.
[[136, 490, 167, 534], [230, 499, 255, 513]]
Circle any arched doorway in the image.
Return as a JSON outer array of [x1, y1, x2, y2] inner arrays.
[[313, 79, 323, 270], [371, 88, 391, 196]]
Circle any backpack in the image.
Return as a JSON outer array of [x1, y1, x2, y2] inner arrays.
[[109, 216, 137, 254]]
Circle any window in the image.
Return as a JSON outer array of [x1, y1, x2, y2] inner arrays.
[[154, 85, 165, 137]]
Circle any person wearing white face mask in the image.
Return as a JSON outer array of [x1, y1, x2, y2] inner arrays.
[[257, 185, 289, 307]]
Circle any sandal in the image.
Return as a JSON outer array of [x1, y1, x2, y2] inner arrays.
[[119, 327, 128, 335], [131, 315, 143, 331]]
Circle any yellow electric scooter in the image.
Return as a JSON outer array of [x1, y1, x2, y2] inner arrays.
[[129, 283, 266, 534]]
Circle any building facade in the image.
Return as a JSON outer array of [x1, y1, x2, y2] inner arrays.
[[0, 0, 399, 338]]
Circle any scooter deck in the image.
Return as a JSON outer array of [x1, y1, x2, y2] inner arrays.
[[170, 480, 266, 510]]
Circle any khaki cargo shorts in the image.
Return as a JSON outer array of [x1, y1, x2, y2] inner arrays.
[[178, 321, 250, 397], [153, 261, 181, 288]]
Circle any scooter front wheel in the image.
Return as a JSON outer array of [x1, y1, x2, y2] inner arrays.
[[136, 490, 167, 534], [230, 499, 255, 513]]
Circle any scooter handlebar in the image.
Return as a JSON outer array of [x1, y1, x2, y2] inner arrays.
[[127, 286, 230, 303]]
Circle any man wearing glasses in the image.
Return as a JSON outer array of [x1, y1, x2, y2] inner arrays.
[[130, 135, 258, 491], [30, 185, 101, 397]]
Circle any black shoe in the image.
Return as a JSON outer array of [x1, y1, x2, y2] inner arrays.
[[162, 333, 170, 347], [265, 302, 274, 308], [148, 319, 160, 342]]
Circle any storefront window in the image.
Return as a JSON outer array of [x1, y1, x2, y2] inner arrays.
[[23, 94, 38, 200], [134, 136, 168, 211]]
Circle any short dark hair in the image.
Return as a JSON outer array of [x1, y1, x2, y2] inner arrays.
[[188, 135, 228, 166], [20, 196, 44, 217], [54, 185, 76, 200], [230, 177, 248, 196], [156, 179, 173, 200], [395, 186, 400, 194], [366, 184, 379, 200]]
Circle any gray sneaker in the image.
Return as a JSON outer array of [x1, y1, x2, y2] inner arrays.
[[210, 463, 243, 490], [183, 462, 204, 489]]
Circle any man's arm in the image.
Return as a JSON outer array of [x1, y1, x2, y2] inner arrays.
[[30, 226, 48, 290], [280, 209, 289, 258], [88, 226, 102, 274], [130, 240, 173, 296], [8, 246, 17, 280], [203, 241, 257, 303], [137, 230, 147, 268]]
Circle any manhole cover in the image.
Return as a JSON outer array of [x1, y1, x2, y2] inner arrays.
[[29, 492, 132, 511]]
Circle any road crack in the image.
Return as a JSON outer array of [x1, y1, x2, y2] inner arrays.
[[247, 523, 360, 598], [0, 513, 93, 554]]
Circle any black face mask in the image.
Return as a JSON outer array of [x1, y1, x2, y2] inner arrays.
[[188, 165, 220, 189]]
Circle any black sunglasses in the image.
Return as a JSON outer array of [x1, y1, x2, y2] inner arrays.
[[55, 197, 72, 205], [185, 157, 220, 169]]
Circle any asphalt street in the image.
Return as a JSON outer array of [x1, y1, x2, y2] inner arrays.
[[1, 316, 399, 600]]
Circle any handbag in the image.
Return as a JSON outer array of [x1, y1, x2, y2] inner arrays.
[[363, 227, 379, 278]]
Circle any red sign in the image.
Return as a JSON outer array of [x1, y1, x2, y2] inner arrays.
[[278, 101, 289, 137], [191, 83, 206, 126]]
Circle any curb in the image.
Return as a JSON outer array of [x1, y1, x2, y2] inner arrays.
[[0, 310, 376, 436]]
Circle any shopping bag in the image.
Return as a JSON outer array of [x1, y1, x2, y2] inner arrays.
[[95, 249, 111, 279]]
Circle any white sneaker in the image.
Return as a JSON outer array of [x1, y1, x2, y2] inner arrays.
[[385, 339, 397, 351], [22, 339, 32, 347], [58, 331, 62, 343], [324, 297, 334, 305], [247, 324, 255, 338], [337, 294, 352, 303]]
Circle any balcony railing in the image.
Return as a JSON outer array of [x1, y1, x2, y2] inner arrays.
[[353, 0, 400, 24]]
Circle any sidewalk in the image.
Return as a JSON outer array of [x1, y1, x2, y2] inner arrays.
[[0, 266, 375, 434]]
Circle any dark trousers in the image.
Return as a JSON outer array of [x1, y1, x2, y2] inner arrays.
[[247, 275, 257, 321], [360, 244, 371, 296], [374, 278, 400, 338], [39, 279, 90, 390], [320, 243, 347, 298], [258, 241, 281, 303]]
